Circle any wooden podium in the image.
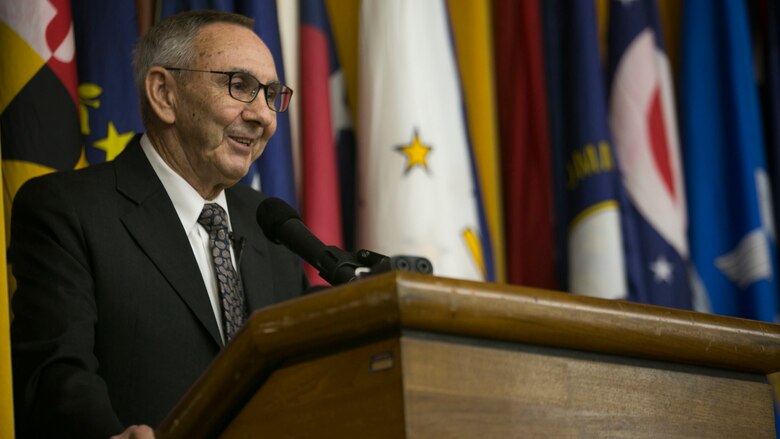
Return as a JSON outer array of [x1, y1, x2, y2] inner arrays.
[[157, 272, 780, 438]]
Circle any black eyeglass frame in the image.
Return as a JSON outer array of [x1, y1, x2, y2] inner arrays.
[[162, 66, 293, 113]]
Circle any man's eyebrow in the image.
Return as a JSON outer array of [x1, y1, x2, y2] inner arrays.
[[231, 68, 280, 82]]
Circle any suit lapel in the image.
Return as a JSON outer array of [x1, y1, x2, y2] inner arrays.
[[115, 138, 223, 347], [226, 190, 275, 312]]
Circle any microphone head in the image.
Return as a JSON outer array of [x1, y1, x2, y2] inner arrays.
[[256, 197, 301, 244]]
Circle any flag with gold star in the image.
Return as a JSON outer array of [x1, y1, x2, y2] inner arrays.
[[356, 0, 487, 281], [72, 0, 142, 163]]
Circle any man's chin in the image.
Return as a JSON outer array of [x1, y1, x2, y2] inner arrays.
[[220, 166, 252, 187]]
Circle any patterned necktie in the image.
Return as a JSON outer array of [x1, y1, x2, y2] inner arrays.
[[197, 203, 247, 343]]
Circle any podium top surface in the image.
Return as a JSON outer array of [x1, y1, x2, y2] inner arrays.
[[250, 271, 780, 374]]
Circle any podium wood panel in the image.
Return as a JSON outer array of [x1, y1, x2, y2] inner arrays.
[[221, 332, 772, 438], [221, 337, 406, 438], [402, 334, 771, 438], [157, 272, 780, 438]]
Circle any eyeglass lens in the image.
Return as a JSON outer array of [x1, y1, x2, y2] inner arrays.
[[228, 72, 291, 112]]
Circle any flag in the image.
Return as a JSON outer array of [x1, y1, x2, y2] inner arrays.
[[766, 0, 780, 298], [681, 0, 778, 321], [607, 0, 692, 308], [763, 0, 780, 432], [541, 0, 570, 289], [493, 0, 555, 287], [559, 1, 628, 299], [0, 1, 84, 435], [357, 0, 486, 281], [236, 0, 298, 207], [323, 0, 365, 252], [0, 182, 10, 438], [656, 0, 682, 78], [299, 0, 344, 283], [275, 0, 301, 208], [0, 0, 82, 217], [72, 0, 143, 164], [161, 0, 236, 17], [449, 0, 505, 283]]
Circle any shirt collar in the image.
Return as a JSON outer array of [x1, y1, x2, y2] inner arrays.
[[140, 134, 230, 232]]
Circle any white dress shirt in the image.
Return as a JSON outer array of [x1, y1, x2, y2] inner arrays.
[[140, 134, 234, 343]]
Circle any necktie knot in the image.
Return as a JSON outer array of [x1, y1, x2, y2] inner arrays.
[[198, 203, 228, 233]]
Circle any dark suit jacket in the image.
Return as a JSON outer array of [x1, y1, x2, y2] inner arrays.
[[10, 136, 307, 438]]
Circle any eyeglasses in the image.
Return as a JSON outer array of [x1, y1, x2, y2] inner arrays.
[[163, 67, 293, 113]]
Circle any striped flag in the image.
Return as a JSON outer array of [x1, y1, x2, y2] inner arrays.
[[607, 0, 692, 308], [299, 0, 344, 283], [681, 0, 778, 321], [357, 0, 486, 281]]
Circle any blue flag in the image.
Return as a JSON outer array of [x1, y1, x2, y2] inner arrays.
[[766, 0, 780, 284], [681, 0, 778, 322], [560, 1, 628, 299], [607, 0, 692, 309], [72, 0, 143, 163], [236, 0, 297, 207], [161, 0, 236, 17]]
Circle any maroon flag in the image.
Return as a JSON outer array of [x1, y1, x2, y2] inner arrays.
[[493, 0, 556, 288]]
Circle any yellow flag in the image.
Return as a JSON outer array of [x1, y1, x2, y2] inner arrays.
[[0, 137, 13, 439], [448, 0, 505, 282], [325, 0, 360, 125]]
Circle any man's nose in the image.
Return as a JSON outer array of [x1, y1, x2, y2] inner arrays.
[[242, 95, 275, 126]]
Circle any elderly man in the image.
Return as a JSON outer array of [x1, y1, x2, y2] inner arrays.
[[10, 10, 307, 438]]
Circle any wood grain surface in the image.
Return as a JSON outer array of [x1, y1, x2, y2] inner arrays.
[[157, 272, 780, 438]]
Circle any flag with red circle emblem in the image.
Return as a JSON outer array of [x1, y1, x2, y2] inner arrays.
[[607, 0, 692, 308]]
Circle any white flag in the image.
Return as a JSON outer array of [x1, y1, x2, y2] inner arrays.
[[357, 0, 485, 281]]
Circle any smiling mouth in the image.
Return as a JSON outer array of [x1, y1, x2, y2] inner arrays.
[[228, 136, 254, 147]]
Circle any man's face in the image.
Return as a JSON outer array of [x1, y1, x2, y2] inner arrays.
[[173, 23, 278, 192]]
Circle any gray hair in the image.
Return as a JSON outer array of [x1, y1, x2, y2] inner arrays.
[[133, 10, 255, 125]]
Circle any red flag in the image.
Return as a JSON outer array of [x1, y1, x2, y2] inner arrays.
[[300, 0, 343, 284], [493, 0, 556, 288]]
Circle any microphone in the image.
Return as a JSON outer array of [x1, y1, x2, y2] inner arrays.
[[256, 197, 361, 285], [228, 232, 246, 267]]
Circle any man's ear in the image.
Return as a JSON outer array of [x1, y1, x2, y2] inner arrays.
[[145, 66, 177, 125]]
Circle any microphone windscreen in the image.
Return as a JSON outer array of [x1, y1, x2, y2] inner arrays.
[[256, 197, 301, 244]]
